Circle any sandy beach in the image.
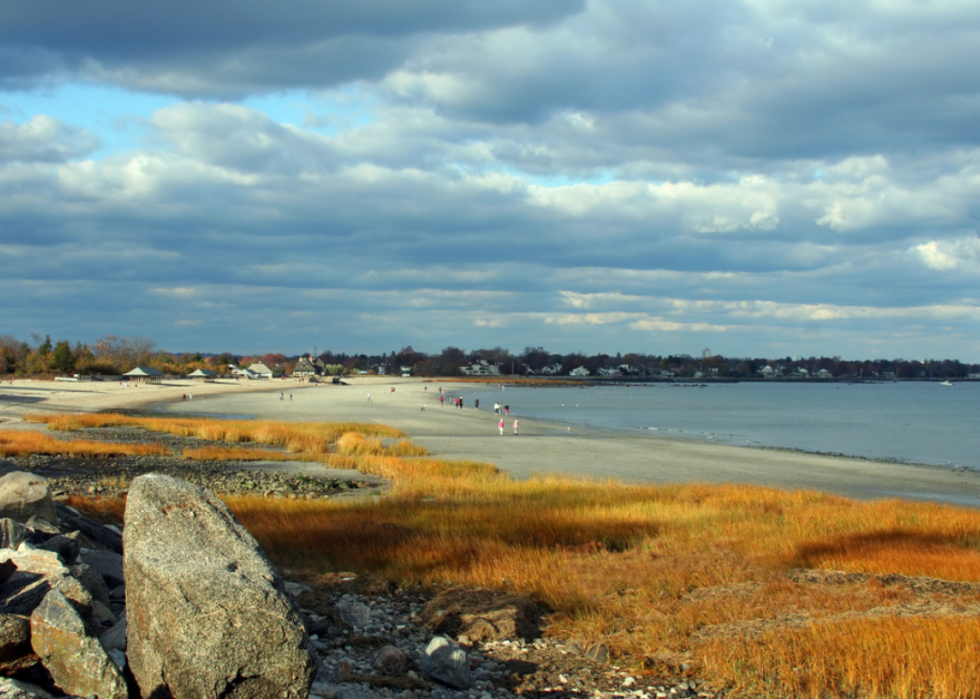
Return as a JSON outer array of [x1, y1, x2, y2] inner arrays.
[[4, 376, 980, 508]]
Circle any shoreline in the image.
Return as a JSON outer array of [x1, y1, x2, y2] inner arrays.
[[4, 376, 980, 508]]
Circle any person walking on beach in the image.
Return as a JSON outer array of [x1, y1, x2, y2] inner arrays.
[[367, 391, 372, 402], [498, 418, 505, 436], [513, 419, 519, 435], [504, 403, 510, 416], [474, 399, 480, 410], [439, 394, 444, 407], [459, 397, 464, 410]]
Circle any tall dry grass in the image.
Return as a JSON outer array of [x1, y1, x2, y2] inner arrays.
[[0, 429, 167, 458], [56, 414, 980, 698], [26, 413, 423, 461]]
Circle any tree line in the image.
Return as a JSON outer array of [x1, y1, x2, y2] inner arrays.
[[2, 334, 977, 380]]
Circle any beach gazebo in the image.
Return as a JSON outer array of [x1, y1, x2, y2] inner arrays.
[[123, 366, 164, 384], [188, 368, 218, 382]]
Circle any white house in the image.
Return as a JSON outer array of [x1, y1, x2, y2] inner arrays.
[[569, 366, 591, 377], [247, 363, 274, 378], [460, 360, 501, 376], [229, 365, 258, 379]]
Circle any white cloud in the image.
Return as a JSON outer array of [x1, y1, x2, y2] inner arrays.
[[914, 237, 980, 271], [0, 115, 99, 163]]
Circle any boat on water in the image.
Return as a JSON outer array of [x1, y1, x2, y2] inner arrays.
[[939, 380, 954, 386]]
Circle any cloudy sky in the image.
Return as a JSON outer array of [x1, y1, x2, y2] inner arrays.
[[2, 1, 979, 360]]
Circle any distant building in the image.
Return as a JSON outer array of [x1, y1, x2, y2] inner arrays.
[[569, 366, 591, 377], [229, 365, 258, 379], [247, 363, 274, 378], [460, 360, 501, 376], [188, 368, 218, 382], [293, 356, 322, 376], [124, 366, 164, 384]]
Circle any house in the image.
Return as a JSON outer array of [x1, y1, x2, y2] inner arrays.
[[401, 366, 413, 377], [569, 366, 591, 377], [758, 365, 775, 378], [123, 367, 164, 384], [539, 363, 563, 376], [815, 368, 833, 379], [247, 363, 274, 378], [229, 365, 258, 379], [460, 360, 501, 376], [293, 356, 321, 376], [597, 367, 621, 377]]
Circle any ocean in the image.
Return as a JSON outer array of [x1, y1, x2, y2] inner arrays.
[[463, 380, 980, 471]]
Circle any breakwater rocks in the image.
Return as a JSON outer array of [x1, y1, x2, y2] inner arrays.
[[0, 466, 716, 699]]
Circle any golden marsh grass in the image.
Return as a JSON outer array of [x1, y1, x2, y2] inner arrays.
[[51, 415, 980, 698]]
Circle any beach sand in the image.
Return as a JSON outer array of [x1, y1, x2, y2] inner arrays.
[[4, 376, 980, 508]]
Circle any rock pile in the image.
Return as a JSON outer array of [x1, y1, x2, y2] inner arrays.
[[0, 460, 714, 699]]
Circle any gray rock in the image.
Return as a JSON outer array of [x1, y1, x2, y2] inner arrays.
[[54, 503, 123, 553], [0, 560, 14, 586], [0, 473, 57, 526], [76, 548, 125, 588], [0, 518, 30, 550], [98, 616, 127, 652], [30, 589, 128, 699], [0, 548, 92, 617], [336, 595, 372, 628], [22, 517, 60, 539], [0, 613, 32, 671], [0, 460, 16, 478], [371, 644, 408, 675], [124, 473, 315, 699], [0, 677, 58, 699], [68, 562, 111, 607], [419, 636, 471, 690], [37, 531, 81, 565]]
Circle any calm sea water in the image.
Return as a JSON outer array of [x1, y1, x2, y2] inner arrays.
[[465, 381, 980, 471]]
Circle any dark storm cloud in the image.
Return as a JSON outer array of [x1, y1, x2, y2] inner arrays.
[[0, 1, 584, 98]]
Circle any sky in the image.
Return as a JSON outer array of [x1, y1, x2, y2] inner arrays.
[[1, 1, 979, 361]]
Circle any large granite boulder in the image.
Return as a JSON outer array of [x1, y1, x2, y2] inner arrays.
[[30, 588, 128, 699], [0, 473, 57, 526], [124, 473, 315, 699]]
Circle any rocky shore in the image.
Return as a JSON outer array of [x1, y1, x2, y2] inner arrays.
[[0, 463, 715, 699]]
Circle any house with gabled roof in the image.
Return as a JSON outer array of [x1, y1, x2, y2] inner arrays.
[[293, 356, 321, 376], [459, 360, 500, 376], [247, 363, 274, 378]]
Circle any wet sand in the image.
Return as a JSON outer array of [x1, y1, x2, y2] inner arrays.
[[4, 376, 980, 508]]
